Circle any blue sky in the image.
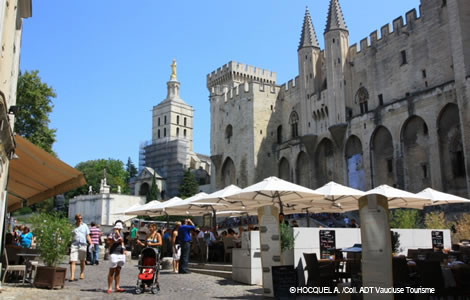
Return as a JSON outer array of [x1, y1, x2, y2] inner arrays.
[[19, 0, 420, 168]]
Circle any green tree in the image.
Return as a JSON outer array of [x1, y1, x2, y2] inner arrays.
[[126, 157, 138, 182], [389, 209, 422, 229], [66, 159, 129, 198], [424, 211, 448, 229], [178, 169, 199, 199], [146, 173, 159, 203], [16, 70, 57, 155]]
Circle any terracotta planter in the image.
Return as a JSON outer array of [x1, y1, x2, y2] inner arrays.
[[34, 266, 66, 289]]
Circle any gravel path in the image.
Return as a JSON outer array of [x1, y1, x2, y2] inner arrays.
[[0, 258, 264, 300]]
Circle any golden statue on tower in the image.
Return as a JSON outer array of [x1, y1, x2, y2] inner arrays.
[[170, 59, 177, 80]]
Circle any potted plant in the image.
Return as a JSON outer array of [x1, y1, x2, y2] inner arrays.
[[30, 212, 73, 289], [391, 231, 401, 255], [280, 223, 296, 265]]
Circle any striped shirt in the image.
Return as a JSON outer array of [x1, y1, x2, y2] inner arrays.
[[89, 226, 101, 245]]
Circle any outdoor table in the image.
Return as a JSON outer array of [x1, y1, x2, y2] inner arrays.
[[17, 253, 40, 283]]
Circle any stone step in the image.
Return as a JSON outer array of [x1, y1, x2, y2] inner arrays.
[[188, 268, 232, 279], [188, 262, 232, 272]]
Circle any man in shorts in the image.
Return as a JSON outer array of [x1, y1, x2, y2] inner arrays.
[[70, 214, 92, 281]]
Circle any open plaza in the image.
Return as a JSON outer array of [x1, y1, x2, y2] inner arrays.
[[1, 0, 470, 299]]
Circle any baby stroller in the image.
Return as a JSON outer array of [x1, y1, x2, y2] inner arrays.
[[135, 247, 160, 294]]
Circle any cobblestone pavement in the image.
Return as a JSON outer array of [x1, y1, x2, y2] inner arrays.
[[0, 259, 264, 300]]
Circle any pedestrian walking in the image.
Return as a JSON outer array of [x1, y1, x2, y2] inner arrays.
[[172, 222, 181, 273], [89, 222, 102, 265], [106, 222, 126, 294], [129, 223, 138, 256], [70, 213, 92, 281], [178, 218, 195, 274]]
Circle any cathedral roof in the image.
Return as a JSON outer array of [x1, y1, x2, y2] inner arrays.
[[325, 0, 347, 33], [298, 7, 319, 50]]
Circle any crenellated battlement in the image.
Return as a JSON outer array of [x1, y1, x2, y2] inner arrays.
[[348, 7, 423, 58], [211, 81, 279, 103], [207, 61, 277, 89], [279, 76, 300, 95]]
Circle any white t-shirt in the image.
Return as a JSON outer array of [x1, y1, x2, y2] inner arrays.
[[72, 223, 90, 246], [137, 226, 149, 240]]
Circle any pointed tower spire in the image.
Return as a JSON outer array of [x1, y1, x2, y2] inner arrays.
[[325, 0, 347, 33], [298, 7, 319, 50]]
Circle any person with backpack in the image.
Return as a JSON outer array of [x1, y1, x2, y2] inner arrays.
[[171, 222, 181, 273]]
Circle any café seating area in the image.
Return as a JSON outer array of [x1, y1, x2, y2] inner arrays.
[[301, 245, 470, 297], [2, 247, 40, 285]]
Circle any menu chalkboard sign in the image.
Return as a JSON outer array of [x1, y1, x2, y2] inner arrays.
[[319, 230, 336, 259], [431, 231, 444, 249], [272, 265, 297, 299]]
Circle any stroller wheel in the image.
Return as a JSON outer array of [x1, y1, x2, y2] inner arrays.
[[151, 287, 159, 294], [135, 287, 142, 295]]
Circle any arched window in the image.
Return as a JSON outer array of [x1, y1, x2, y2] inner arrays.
[[158, 129, 160, 139], [289, 111, 299, 138], [277, 125, 283, 144], [158, 118, 160, 126], [164, 115, 167, 124], [164, 128, 166, 137], [356, 87, 369, 114], [176, 127, 180, 136], [177, 115, 180, 125], [184, 129, 187, 137], [184, 117, 187, 127], [225, 125, 233, 144]]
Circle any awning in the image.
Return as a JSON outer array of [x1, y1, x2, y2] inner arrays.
[[7, 135, 86, 211]]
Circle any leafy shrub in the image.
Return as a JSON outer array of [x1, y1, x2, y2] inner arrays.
[[280, 222, 296, 252], [389, 209, 422, 229], [30, 212, 73, 267], [424, 211, 448, 229]]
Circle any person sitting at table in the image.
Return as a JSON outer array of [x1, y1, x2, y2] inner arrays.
[[220, 231, 228, 239], [247, 224, 254, 231], [227, 228, 236, 238], [279, 213, 289, 226], [291, 220, 299, 227], [349, 219, 358, 228], [237, 227, 244, 239], [20, 226, 34, 248], [198, 226, 216, 246]]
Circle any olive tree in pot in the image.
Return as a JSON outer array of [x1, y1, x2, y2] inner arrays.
[[30, 212, 73, 289]]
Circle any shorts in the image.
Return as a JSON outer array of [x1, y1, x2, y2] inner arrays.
[[173, 245, 181, 260], [70, 245, 87, 262], [110, 254, 126, 268]]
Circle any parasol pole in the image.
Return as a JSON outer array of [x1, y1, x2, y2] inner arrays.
[[277, 192, 284, 214], [212, 207, 217, 231], [306, 209, 310, 227]]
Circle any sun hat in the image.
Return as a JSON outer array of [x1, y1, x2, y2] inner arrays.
[[114, 223, 123, 230]]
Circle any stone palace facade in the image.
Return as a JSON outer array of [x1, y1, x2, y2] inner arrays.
[[208, 0, 470, 198]]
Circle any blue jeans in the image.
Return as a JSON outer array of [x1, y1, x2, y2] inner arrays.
[[178, 242, 191, 273], [91, 244, 99, 264]]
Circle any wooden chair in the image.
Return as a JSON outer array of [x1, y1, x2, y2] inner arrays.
[[407, 249, 419, 261], [2, 251, 26, 285], [222, 237, 234, 263], [303, 253, 336, 289], [416, 260, 458, 297], [392, 256, 412, 287]]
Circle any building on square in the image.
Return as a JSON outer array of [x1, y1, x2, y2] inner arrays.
[[208, 0, 470, 199], [135, 60, 211, 199]]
